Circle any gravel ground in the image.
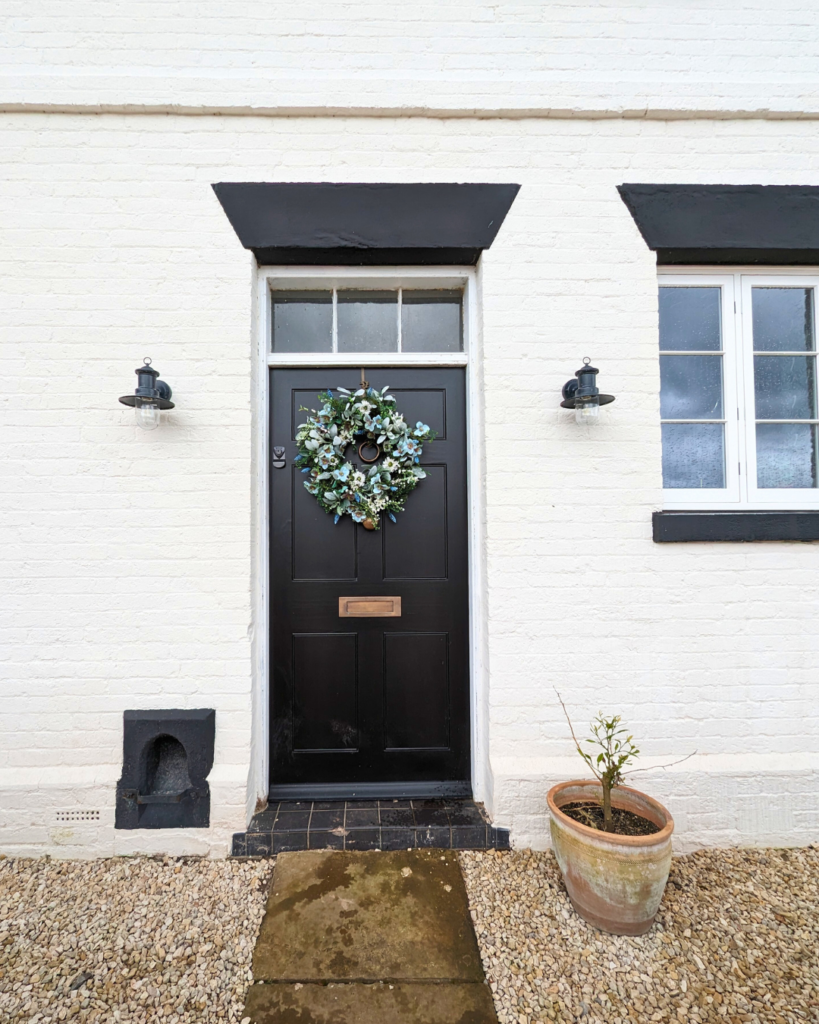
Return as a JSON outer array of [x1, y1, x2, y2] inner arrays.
[[460, 847, 819, 1024], [0, 855, 273, 1024]]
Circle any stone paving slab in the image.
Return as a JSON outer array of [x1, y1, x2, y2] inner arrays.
[[243, 981, 498, 1023], [252, 849, 486, 983]]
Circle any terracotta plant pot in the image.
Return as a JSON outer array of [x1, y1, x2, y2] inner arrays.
[[547, 780, 674, 936]]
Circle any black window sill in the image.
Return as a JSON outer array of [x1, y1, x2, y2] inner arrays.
[[653, 511, 819, 543]]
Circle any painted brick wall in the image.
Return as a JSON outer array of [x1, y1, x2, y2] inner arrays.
[[1, 113, 818, 854], [2, 1, 819, 117]]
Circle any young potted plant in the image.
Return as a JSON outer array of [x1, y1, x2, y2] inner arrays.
[[548, 694, 689, 935]]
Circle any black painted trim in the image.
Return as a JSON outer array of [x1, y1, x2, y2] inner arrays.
[[619, 184, 819, 263], [212, 182, 519, 266], [253, 246, 483, 266], [269, 781, 473, 801], [653, 511, 819, 543], [657, 247, 819, 266]]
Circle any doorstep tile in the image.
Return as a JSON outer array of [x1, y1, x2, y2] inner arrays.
[[379, 807, 415, 828], [345, 808, 380, 829], [451, 825, 488, 849], [273, 810, 311, 832], [413, 807, 451, 827], [380, 828, 415, 851], [310, 809, 345, 830], [248, 806, 279, 832], [231, 833, 247, 857], [245, 832, 272, 856], [415, 826, 451, 848], [448, 804, 487, 826], [345, 829, 381, 850], [490, 827, 511, 850], [308, 829, 345, 850], [274, 831, 309, 853]]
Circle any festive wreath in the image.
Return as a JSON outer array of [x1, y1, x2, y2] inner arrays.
[[294, 384, 436, 530]]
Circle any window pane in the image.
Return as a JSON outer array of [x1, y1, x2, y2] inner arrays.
[[660, 355, 723, 419], [753, 356, 817, 419], [401, 290, 462, 352], [756, 424, 817, 488], [752, 287, 815, 352], [272, 291, 332, 353], [661, 423, 725, 488], [659, 287, 721, 351], [337, 291, 398, 352]]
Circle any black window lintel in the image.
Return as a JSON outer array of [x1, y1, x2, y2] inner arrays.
[[653, 511, 819, 543]]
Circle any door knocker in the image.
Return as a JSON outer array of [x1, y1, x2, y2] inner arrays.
[[358, 441, 381, 463]]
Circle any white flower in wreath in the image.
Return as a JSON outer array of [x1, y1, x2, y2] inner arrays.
[[382, 457, 400, 474], [351, 470, 366, 489]]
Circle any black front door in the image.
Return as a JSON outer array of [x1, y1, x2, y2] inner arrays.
[[269, 367, 470, 797]]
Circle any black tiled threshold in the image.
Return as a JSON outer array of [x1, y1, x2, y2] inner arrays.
[[232, 799, 510, 856]]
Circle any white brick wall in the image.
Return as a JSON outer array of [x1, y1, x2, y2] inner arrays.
[[2, 1, 819, 117], [1, 96, 819, 853]]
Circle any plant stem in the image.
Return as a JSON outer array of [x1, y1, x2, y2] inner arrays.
[[602, 776, 614, 832]]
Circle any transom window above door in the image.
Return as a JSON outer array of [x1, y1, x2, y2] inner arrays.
[[659, 271, 819, 510], [271, 288, 463, 354]]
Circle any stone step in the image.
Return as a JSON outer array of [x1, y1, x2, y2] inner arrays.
[[244, 981, 498, 1023], [243, 849, 498, 1022]]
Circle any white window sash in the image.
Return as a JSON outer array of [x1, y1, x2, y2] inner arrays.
[[739, 273, 819, 510], [658, 273, 741, 509]]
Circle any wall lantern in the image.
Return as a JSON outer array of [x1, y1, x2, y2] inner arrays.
[[560, 357, 615, 425], [119, 358, 174, 431]]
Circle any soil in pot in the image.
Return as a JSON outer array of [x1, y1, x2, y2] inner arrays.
[[560, 801, 660, 837]]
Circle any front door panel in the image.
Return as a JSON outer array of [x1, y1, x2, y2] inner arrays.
[[270, 367, 470, 793]]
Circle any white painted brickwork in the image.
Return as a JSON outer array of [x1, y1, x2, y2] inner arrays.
[[2, 0, 819, 118], [1, 3, 819, 856]]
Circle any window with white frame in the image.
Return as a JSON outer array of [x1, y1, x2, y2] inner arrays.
[[659, 271, 819, 510], [270, 287, 463, 354]]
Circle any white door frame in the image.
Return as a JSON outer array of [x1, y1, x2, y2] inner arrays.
[[249, 265, 489, 815]]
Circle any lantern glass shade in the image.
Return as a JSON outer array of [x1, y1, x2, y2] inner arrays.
[[575, 397, 600, 425], [135, 398, 161, 431]]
